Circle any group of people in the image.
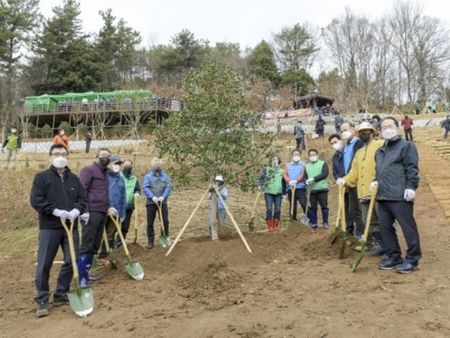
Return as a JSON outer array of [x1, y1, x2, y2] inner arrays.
[[30, 145, 173, 318], [262, 116, 421, 275]]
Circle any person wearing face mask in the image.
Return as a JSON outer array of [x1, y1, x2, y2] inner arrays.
[[373, 116, 421, 273], [337, 122, 385, 253], [98, 156, 127, 261], [336, 122, 365, 240], [53, 129, 70, 151], [1, 126, 22, 169], [305, 149, 329, 230], [207, 175, 229, 238], [30, 144, 87, 317], [78, 148, 115, 288], [293, 120, 305, 150], [258, 156, 287, 231], [283, 150, 307, 221], [118, 160, 141, 243], [143, 157, 172, 249]]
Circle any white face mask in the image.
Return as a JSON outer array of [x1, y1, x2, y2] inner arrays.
[[60, 131, 65, 135], [11, 129, 17, 133], [112, 164, 121, 173], [52, 157, 67, 169], [292, 156, 301, 163], [309, 156, 318, 162], [382, 129, 398, 140], [332, 142, 342, 151], [272, 159, 279, 167], [341, 131, 352, 140]]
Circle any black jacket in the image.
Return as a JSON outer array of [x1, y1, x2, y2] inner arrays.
[[331, 137, 364, 180], [30, 166, 87, 229], [375, 137, 420, 201]]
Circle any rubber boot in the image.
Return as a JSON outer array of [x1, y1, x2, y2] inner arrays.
[[322, 209, 329, 229], [77, 256, 90, 289], [86, 255, 101, 281], [267, 219, 274, 232], [369, 231, 385, 256], [309, 210, 318, 230], [273, 219, 279, 231]]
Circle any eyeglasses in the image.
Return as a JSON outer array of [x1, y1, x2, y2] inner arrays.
[[51, 152, 68, 157]]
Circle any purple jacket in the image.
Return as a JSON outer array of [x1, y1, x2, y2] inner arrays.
[[79, 162, 110, 213]]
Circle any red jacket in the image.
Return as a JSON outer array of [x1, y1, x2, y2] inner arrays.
[[401, 117, 413, 130]]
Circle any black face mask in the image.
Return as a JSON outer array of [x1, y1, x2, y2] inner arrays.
[[359, 133, 372, 143], [123, 167, 132, 176], [99, 157, 110, 167]]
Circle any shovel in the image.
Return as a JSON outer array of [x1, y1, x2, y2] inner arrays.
[[352, 186, 378, 272], [103, 228, 117, 269], [286, 186, 296, 227], [109, 215, 144, 280], [331, 186, 343, 244], [59, 218, 94, 318], [248, 190, 261, 232], [133, 194, 139, 244], [156, 202, 170, 247], [339, 184, 348, 259], [300, 186, 312, 226]]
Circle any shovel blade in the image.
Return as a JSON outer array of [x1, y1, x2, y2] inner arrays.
[[339, 233, 347, 259], [159, 235, 169, 248], [300, 216, 310, 226], [125, 260, 144, 280], [352, 241, 367, 272], [248, 221, 255, 232], [67, 287, 94, 318]]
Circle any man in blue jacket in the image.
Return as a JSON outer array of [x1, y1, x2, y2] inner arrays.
[[143, 157, 171, 249], [30, 144, 86, 317], [373, 116, 421, 273]]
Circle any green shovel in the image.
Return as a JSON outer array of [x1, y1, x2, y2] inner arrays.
[[109, 215, 144, 280], [59, 218, 94, 318]]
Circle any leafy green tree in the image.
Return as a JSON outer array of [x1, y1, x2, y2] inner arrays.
[[207, 42, 245, 74], [154, 61, 277, 191], [246, 40, 280, 86], [281, 69, 315, 97]]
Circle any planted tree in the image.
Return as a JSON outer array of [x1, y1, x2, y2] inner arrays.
[[154, 61, 277, 191]]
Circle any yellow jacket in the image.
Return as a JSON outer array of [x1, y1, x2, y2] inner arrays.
[[344, 139, 384, 199]]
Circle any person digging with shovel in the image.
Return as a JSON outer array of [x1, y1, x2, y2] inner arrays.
[[143, 157, 172, 249], [258, 155, 287, 231], [305, 149, 329, 230], [283, 149, 307, 222], [207, 175, 229, 236], [30, 143, 87, 317]]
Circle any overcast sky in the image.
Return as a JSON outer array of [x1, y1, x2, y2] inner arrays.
[[39, 0, 449, 49]]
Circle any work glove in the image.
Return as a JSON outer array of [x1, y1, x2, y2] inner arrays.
[[257, 185, 263, 191], [53, 208, 70, 219], [404, 189, 415, 201], [158, 196, 165, 203], [152, 196, 159, 203], [369, 181, 378, 191], [108, 207, 118, 216], [67, 208, 80, 222], [336, 178, 346, 186], [289, 180, 297, 188], [282, 195, 287, 203], [134, 193, 140, 198], [306, 178, 314, 186], [80, 212, 89, 224], [120, 217, 125, 223]]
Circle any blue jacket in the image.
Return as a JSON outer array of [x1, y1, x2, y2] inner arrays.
[[331, 137, 364, 180], [208, 187, 228, 210], [284, 161, 306, 190], [143, 170, 171, 204], [107, 170, 126, 219]]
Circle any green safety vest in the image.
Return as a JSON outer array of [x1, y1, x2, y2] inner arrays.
[[306, 160, 328, 191], [6, 134, 19, 150], [264, 166, 284, 195], [121, 173, 138, 205]]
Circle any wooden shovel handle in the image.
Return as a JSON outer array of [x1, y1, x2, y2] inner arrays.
[[59, 218, 79, 279], [362, 187, 378, 242]]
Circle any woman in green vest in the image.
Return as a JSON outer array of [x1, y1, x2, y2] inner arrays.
[[119, 159, 141, 242], [258, 155, 287, 231], [305, 149, 329, 230]]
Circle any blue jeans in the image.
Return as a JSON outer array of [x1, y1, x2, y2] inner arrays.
[[264, 193, 282, 220], [208, 208, 226, 235]]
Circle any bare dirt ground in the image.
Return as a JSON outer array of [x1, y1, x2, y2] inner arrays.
[[1, 129, 450, 337]]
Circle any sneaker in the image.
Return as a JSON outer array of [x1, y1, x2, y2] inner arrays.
[[369, 246, 385, 257], [323, 224, 329, 230], [396, 262, 419, 274], [36, 300, 49, 317], [53, 295, 69, 306], [379, 259, 403, 270], [147, 242, 154, 249], [381, 253, 389, 261]]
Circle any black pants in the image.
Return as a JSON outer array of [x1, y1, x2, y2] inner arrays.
[[309, 191, 328, 212], [121, 209, 134, 239], [79, 211, 108, 255], [146, 203, 169, 244], [317, 129, 324, 138], [287, 188, 306, 220], [295, 138, 304, 150], [347, 187, 364, 234], [378, 200, 422, 264], [405, 129, 413, 141], [35, 227, 79, 303], [85, 141, 91, 154]]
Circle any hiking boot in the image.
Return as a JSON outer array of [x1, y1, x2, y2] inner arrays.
[[53, 295, 69, 307], [396, 262, 419, 274], [147, 242, 154, 249], [36, 300, 49, 317], [381, 254, 389, 261], [379, 259, 403, 270]]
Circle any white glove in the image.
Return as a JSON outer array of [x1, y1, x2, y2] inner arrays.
[[53, 208, 70, 219], [158, 196, 165, 203], [257, 185, 263, 191], [80, 212, 89, 224], [410, 125, 414, 130], [282, 195, 287, 203], [404, 189, 416, 201], [108, 207, 118, 215], [369, 181, 378, 191], [67, 208, 80, 222], [120, 217, 125, 223], [289, 180, 297, 188], [152, 196, 159, 203], [336, 178, 346, 186], [306, 178, 314, 186], [134, 193, 140, 198]]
